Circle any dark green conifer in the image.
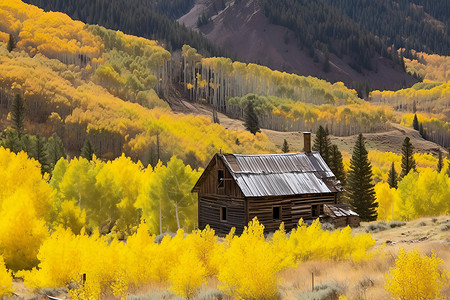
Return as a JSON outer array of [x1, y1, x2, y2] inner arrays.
[[400, 137, 416, 178], [329, 144, 346, 186], [412, 114, 419, 131], [312, 125, 331, 165], [7, 34, 16, 52], [10, 94, 25, 137], [387, 162, 398, 189], [0, 129, 22, 153], [47, 133, 66, 168], [35, 135, 51, 175], [81, 139, 95, 161], [347, 134, 377, 221], [281, 139, 289, 153], [244, 100, 260, 135]]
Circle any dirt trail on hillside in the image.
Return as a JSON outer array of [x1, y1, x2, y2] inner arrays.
[[167, 91, 446, 155]]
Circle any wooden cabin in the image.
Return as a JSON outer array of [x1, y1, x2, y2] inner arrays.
[[191, 133, 347, 234]]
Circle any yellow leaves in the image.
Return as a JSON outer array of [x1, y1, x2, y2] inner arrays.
[[0, 188, 49, 271], [385, 249, 449, 300], [375, 182, 400, 222], [1, 0, 103, 58], [169, 250, 207, 299], [187, 83, 194, 90], [0, 255, 13, 297], [217, 218, 283, 299]]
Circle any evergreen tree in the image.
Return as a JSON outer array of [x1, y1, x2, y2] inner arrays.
[[329, 144, 346, 186], [437, 149, 443, 173], [312, 125, 331, 164], [400, 137, 416, 178], [81, 140, 95, 161], [47, 133, 66, 168], [419, 123, 424, 137], [412, 114, 419, 131], [244, 100, 260, 135], [34, 135, 51, 175], [20, 134, 37, 157], [7, 34, 16, 52], [281, 139, 289, 153], [412, 100, 417, 113], [10, 94, 25, 137], [387, 162, 398, 189], [347, 133, 377, 221], [0, 129, 22, 153]]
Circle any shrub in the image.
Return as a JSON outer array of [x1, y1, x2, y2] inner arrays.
[[388, 221, 406, 228], [366, 222, 388, 232], [296, 282, 344, 300], [197, 289, 228, 300], [127, 291, 176, 300], [0, 255, 13, 297], [385, 248, 449, 300]]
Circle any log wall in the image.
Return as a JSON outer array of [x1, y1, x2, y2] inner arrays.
[[198, 195, 246, 235]]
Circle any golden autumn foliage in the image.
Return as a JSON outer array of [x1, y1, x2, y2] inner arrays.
[[0, 255, 13, 297], [17, 218, 376, 299], [0, 0, 103, 62], [404, 51, 450, 82], [385, 249, 449, 300], [0, 147, 51, 271]]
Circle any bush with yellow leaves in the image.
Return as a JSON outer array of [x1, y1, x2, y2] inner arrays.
[[385, 248, 449, 300], [0, 255, 13, 297], [217, 218, 288, 299]]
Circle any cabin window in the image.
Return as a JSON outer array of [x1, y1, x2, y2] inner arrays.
[[311, 205, 320, 218], [273, 206, 281, 220], [220, 207, 227, 221], [218, 169, 224, 188]]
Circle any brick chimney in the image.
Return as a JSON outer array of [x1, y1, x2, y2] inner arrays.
[[303, 132, 311, 155]]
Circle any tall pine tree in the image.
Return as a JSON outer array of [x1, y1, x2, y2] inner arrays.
[[412, 114, 419, 131], [329, 144, 346, 186], [47, 133, 66, 168], [347, 134, 377, 221], [7, 34, 16, 52], [400, 137, 416, 178], [81, 140, 95, 161], [34, 135, 51, 175], [387, 162, 398, 189], [281, 139, 289, 153], [10, 94, 25, 137], [312, 125, 331, 164], [244, 99, 260, 135]]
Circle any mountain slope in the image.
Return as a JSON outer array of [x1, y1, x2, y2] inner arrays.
[[22, 0, 220, 56], [326, 0, 449, 56], [179, 0, 415, 91]]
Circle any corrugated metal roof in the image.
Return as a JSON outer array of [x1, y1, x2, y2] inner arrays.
[[221, 152, 339, 197], [325, 204, 359, 217], [235, 172, 331, 197]]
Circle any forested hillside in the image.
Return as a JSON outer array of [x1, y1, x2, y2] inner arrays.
[[326, 0, 449, 56], [0, 0, 274, 166], [179, 0, 416, 91], [22, 0, 220, 56], [262, 0, 402, 72]]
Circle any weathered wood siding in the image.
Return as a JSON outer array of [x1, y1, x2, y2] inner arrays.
[[196, 155, 244, 199], [248, 193, 337, 232], [198, 195, 246, 235], [247, 196, 293, 232], [291, 193, 336, 224]]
